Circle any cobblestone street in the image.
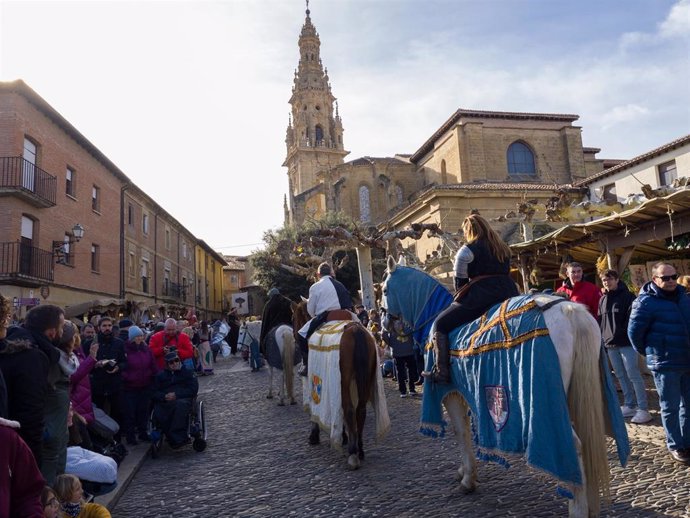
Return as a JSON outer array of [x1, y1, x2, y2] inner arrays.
[[113, 355, 689, 517]]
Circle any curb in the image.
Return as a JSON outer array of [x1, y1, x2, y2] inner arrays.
[[94, 442, 150, 510]]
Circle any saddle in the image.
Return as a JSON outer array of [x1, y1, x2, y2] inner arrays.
[[325, 309, 354, 322]]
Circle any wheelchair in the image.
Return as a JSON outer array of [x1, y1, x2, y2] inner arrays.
[[148, 396, 207, 458]]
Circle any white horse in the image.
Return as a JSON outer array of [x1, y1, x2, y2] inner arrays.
[[381, 256, 627, 518], [263, 324, 298, 406], [238, 320, 298, 406]]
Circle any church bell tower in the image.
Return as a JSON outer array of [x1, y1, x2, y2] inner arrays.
[[283, 2, 349, 225]]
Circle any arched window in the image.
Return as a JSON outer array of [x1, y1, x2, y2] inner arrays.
[[440, 159, 447, 184], [507, 141, 536, 175], [359, 185, 371, 223], [395, 184, 404, 206], [315, 125, 324, 144]]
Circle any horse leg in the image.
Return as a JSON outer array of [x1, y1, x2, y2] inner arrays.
[[308, 422, 320, 445], [355, 396, 367, 460], [342, 375, 360, 470], [444, 393, 477, 494], [569, 430, 589, 518], [277, 368, 286, 406], [267, 366, 274, 400], [341, 427, 348, 447]]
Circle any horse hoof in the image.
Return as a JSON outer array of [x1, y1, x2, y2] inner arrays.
[[358, 451, 365, 460], [278, 401, 285, 407], [347, 455, 360, 470], [308, 437, 319, 446], [266, 395, 273, 399], [459, 481, 476, 494], [290, 400, 296, 405]]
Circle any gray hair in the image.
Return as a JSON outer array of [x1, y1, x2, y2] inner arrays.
[[318, 262, 332, 276]]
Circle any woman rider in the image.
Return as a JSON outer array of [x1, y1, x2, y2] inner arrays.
[[423, 214, 518, 383]]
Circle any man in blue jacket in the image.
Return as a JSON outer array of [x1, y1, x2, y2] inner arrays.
[[628, 262, 690, 465]]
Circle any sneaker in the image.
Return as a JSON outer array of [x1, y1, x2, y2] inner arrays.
[[409, 390, 418, 396], [631, 409, 652, 424], [400, 393, 408, 398], [669, 448, 690, 465], [620, 405, 636, 418]]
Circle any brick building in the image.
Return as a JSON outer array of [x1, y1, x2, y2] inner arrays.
[[0, 80, 224, 322]]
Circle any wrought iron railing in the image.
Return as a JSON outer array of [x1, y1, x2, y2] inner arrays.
[[0, 156, 57, 206], [0, 241, 54, 282]]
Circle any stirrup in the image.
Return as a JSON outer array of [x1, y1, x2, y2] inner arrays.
[[422, 366, 450, 384]]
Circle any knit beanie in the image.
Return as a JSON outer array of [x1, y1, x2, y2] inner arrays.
[[128, 325, 144, 341]]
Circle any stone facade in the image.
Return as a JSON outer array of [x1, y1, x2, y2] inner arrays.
[[284, 9, 604, 239]]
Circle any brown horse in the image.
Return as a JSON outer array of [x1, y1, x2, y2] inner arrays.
[[292, 300, 382, 469]]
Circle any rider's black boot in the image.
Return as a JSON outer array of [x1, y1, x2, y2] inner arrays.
[[422, 332, 451, 384]]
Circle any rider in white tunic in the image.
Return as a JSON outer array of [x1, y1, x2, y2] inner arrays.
[[297, 262, 354, 375]]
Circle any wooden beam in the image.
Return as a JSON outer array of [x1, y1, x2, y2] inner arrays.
[[605, 215, 690, 250], [617, 246, 636, 274]]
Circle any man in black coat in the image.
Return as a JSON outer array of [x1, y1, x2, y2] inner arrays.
[[259, 288, 293, 358], [87, 316, 126, 439], [0, 304, 63, 466], [152, 350, 198, 447]]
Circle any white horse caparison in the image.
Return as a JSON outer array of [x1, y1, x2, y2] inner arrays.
[[381, 257, 610, 518], [265, 324, 297, 406]]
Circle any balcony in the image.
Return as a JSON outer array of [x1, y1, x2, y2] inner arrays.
[[0, 156, 57, 207], [162, 282, 187, 302], [0, 241, 54, 285]]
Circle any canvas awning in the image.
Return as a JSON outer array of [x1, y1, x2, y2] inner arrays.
[[64, 298, 124, 318], [510, 188, 690, 285]]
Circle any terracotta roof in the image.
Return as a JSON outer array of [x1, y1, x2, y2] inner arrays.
[[434, 182, 567, 191], [410, 108, 580, 163], [222, 255, 247, 270], [576, 134, 690, 187]]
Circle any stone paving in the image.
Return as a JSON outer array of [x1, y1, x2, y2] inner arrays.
[[113, 355, 689, 517]]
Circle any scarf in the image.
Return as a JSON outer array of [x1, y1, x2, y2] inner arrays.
[[61, 501, 81, 518]]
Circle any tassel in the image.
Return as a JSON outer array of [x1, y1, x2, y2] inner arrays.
[[556, 486, 574, 500]]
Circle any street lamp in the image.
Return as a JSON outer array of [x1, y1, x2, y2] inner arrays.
[[53, 223, 86, 264]]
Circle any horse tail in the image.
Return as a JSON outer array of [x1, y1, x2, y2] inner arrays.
[[350, 324, 373, 399], [282, 326, 295, 397], [563, 302, 610, 513]]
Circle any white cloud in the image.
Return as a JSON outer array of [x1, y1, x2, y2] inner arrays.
[[600, 104, 651, 130], [660, 0, 690, 38]]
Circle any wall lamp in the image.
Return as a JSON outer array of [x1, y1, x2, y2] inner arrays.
[[53, 223, 85, 264]]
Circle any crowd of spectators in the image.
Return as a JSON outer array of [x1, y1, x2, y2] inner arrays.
[[0, 292, 235, 517]]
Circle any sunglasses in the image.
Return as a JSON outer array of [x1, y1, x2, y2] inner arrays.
[[655, 274, 678, 282]]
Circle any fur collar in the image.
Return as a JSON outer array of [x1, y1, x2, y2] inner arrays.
[[0, 338, 34, 355]]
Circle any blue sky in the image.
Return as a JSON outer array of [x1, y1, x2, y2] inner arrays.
[[1, 0, 688, 256]]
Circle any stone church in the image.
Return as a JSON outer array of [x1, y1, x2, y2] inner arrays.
[[283, 6, 607, 262]]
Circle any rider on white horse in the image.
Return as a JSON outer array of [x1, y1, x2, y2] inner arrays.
[[423, 214, 518, 383], [296, 262, 355, 376], [259, 287, 293, 358]]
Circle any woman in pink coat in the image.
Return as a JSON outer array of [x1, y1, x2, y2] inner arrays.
[[70, 335, 98, 449]]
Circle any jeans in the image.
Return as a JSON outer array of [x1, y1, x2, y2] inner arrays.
[[606, 346, 648, 410], [652, 369, 690, 451], [394, 355, 418, 394]]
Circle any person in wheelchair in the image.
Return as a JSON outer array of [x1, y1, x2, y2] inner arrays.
[[152, 350, 198, 448]]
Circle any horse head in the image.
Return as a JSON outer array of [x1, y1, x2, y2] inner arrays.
[[291, 299, 310, 332], [382, 255, 452, 343]]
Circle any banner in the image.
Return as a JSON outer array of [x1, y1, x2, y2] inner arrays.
[[231, 292, 249, 315]]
